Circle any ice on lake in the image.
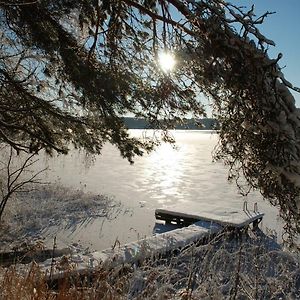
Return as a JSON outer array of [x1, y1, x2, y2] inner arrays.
[[39, 130, 282, 250]]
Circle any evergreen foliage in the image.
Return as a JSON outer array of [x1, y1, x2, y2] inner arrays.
[[1, 0, 300, 239]]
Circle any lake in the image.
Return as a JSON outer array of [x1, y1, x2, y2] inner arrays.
[[42, 130, 282, 250]]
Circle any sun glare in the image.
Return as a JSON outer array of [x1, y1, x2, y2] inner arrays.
[[158, 52, 176, 72]]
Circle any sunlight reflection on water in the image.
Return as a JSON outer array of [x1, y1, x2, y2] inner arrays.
[[144, 143, 185, 201], [40, 130, 283, 250]]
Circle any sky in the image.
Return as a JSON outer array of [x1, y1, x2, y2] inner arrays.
[[230, 0, 300, 107]]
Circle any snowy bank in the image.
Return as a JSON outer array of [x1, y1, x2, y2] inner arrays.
[[37, 220, 221, 279]]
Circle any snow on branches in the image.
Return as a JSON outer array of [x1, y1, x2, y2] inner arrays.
[[1, 0, 300, 240]]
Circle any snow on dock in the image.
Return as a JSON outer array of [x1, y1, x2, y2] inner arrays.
[[155, 205, 264, 229], [40, 221, 221, 281], [92, 220, 221, 269], [37, 206, 264, 281]]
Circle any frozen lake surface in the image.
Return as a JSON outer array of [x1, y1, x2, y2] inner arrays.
[[41, 130, 282, 250]]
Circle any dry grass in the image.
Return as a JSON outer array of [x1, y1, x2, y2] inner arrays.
[[1, 264, 124, 299], [0, 183, 121, 251], [1, 231, 299, 300]]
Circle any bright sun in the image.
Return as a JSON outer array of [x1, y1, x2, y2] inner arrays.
[[158, 52, 176, 72]]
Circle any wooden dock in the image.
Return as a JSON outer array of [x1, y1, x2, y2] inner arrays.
[[36, 206, 264, 283], [42, 221, 222, 282], [155, 207, 264, 230]]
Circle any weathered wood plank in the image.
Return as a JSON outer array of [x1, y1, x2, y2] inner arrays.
[[155, 208, 264, 229], [43, 221, 222, 283]]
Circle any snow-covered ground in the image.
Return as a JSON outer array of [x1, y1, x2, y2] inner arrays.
[[118, 232, 300, 299], [0, 184, 122, 251], [0, 130, 299, 299], [1, 229, 299, 299]]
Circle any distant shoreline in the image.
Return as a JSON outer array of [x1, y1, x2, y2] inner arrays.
[[123, 117, 219, 130]]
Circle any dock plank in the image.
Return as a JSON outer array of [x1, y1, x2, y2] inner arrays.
[[97, 221, 221, 269], [41, 221, 222, 281], [38, 208, 264, 282], [155, 208, 264, 228]]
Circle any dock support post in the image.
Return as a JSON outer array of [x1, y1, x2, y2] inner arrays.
[[252, 217, 262, 230]]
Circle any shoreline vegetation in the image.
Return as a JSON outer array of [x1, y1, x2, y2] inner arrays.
[[0, 134, 299, 298], [1, 229, 299, 299], [1, 0, 300, 297], [0, 184, 121, 252], [0, 185, 299, 299]]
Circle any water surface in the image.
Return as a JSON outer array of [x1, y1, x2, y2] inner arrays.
[[42, 130, 282, 250]]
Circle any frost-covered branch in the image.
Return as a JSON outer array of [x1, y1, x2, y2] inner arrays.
[[0, 146, 47, 220], [1, 0, 300, 240]]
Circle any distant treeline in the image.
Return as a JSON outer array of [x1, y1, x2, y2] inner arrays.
[[123, 117, 219, 130]]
